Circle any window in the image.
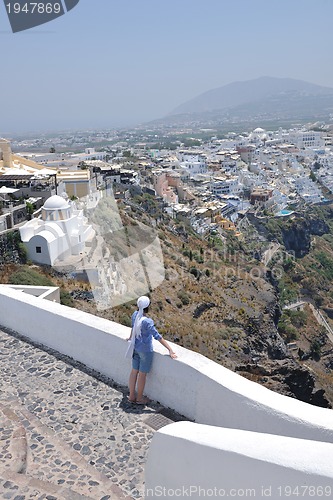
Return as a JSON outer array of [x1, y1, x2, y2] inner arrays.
[[36, 246, 42, 254]]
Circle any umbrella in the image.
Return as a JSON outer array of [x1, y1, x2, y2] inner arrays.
[[0, 186, 19, 194]]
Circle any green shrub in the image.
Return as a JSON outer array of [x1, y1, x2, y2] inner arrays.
[[182, 248, 190, 258], [283, 258, 295, 271], [120, 314, 132, 327], [310, 339, 321, 360], [278, 279, 298, 305], [9, 267, 54, 287], [315, 252, 333, 280], [277, 314, 299, 342], [193, 253, 204, 264], [17, 242, 28, 264], [60, 289, 74, 307], [287, 309, 307, 328], [177, 290, 190, 305]]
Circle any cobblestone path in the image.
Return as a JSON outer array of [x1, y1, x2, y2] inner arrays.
[[0, 328, 182, 499]]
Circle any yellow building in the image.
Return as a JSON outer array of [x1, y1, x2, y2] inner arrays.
[[54, 170, 92, 198]]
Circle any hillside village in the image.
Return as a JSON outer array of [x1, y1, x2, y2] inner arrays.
[[2, 123, 333, 405], [2, 124, 333, 234]]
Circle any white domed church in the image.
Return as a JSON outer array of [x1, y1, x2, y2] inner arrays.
[[19, 195, 94, 266]]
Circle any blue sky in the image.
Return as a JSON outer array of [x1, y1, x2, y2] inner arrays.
[[1, 0, 333, 134]]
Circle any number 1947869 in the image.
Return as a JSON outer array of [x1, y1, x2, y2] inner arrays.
[[6, 3, 62, 14]]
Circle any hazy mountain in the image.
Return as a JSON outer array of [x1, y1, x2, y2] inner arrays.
[[170, 76, 333, 115]]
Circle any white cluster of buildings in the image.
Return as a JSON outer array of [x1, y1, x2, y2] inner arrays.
[[149, 126, 332, 236], [305, 147, 333, 194]]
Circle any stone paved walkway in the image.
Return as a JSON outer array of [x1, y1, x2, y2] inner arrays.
[[0, 327, 185, 499]]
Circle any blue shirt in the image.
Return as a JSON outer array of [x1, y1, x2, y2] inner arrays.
[[131, 311, 162, 352]]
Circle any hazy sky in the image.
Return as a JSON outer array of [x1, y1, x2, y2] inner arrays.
[[1, 0, 333, 134]]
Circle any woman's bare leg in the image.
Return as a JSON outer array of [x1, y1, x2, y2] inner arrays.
[[128, 369, 139, 401], [136, 371, 147, 402]]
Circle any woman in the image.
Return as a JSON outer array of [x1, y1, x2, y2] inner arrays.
[[127, 296, 177, 404]]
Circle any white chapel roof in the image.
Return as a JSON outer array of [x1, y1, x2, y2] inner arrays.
[[43, 195, 70, 210]]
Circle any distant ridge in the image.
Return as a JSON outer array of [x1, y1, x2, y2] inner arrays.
[[170, 76, 333, 116]]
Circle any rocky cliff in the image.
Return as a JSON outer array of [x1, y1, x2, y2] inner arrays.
[[282, 217, 329, 257], [3, 200, 333, 409]]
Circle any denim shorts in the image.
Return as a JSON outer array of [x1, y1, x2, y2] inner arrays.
[[132, 349, 154, 373]]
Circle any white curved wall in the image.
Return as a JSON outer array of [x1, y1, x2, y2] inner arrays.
[[1, 285, 60, 302], [146, 422, 333, 500], [0, 286, 332, 446], [0, 286, 131, 386]]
